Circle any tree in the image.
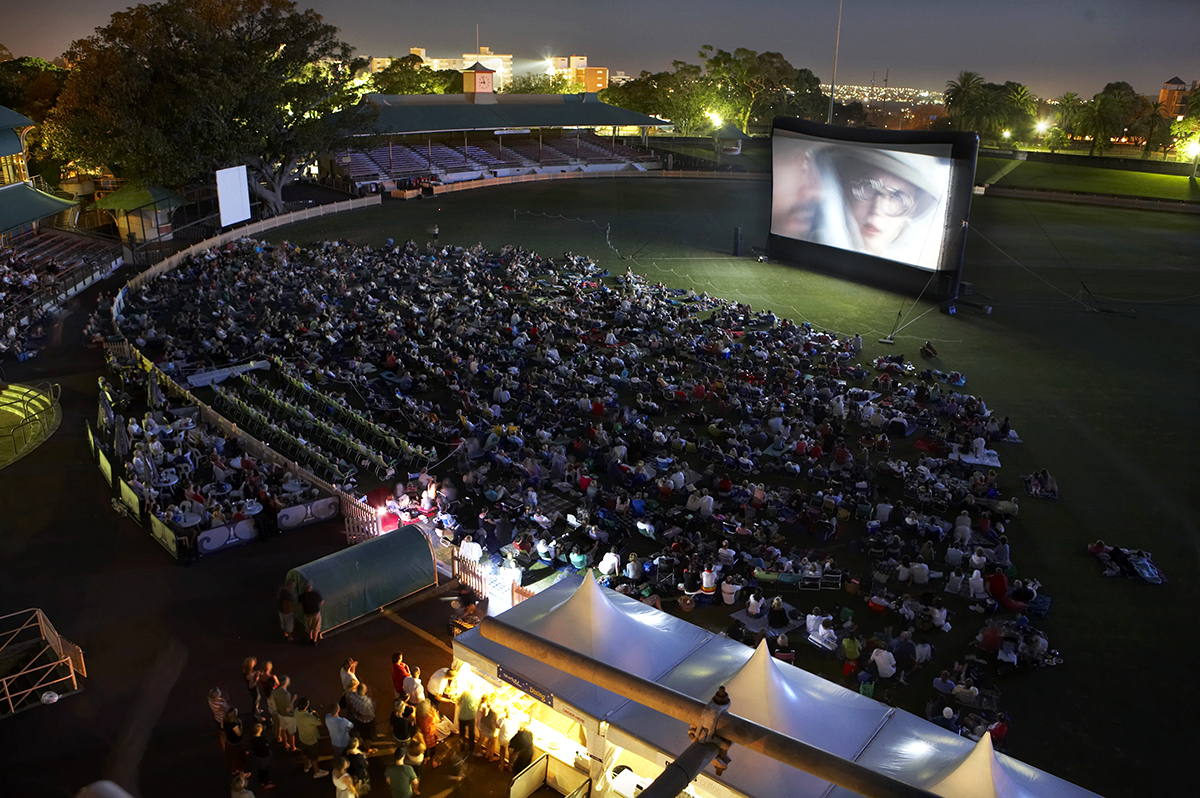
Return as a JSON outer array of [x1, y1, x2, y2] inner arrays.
[[1077, 93, 1126, 155], [1043, 127, 1069, 153], [1053, 92, 1082, 136], [45, 0, 372, 215], [1132, 100, 1170, 159], [600, 63, 711, 136], [503, 72, 584, 95], [371, 54, 462, 95], [698, 46, 799, 133], [944, 70, 985, 129]]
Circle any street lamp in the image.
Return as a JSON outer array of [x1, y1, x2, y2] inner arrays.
[[1035, 121, 1049, 135], [1002, 130, 1011, 140], [1185, 139, 1200, 179]]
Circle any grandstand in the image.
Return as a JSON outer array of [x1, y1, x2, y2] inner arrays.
[[324, 90, 666, 191]]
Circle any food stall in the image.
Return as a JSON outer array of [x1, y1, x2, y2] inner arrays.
[[455, 573, 1103, 798]]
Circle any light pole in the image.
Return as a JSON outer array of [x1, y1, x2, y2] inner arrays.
[[826, 0, 844, 125]]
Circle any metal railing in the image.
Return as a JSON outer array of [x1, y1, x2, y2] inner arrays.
[[1, 382, 60, 459], [0, 608, 85, 718]]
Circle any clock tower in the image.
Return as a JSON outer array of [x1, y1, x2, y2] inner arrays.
[[463, 62, 495, 95]]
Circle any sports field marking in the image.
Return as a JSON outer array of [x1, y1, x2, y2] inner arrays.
[[381, 608, 453, 655]]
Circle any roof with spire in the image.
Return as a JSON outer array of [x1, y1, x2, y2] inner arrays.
[[463, 61, 495, 73]]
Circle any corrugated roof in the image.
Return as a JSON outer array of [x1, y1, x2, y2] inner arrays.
[[0, 105, 36, 130], [362, 92, 666, 136], [0, 182, 75, 234]]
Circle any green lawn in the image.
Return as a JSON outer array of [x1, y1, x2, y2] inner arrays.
[[264, 178, 1200, 798], [975, 156, 1200, 202]]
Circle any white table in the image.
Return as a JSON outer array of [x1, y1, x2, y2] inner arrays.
[[176, 513, 203, 528]]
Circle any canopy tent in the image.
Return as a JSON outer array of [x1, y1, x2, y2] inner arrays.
[[453, 573, 713, 731], [0, 182, 76, 234], [606, 640, 895, 798], [285, 526, 436, 633], [714, 123, 746, 141], [467, 576, 1103, 798]]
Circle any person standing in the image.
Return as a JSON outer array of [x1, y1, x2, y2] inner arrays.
[[390, 652, 411, 698], [223, 708, 247, 775], [209, 687, 231, 749], [507, 722, 534, 777], [326, 703, 355, 759], [271, 677, 295, 751], [332, 757, 358, 798], [277, 583, 295, 642], [247, 721, 275, 791], [299, 583, 324, 646], [497, 707, 520, 771], [347, 681, 377, 749], [456, 687, 478, 751], [385, 749, 420, 798], [257, 662, 279, 725], [403, 667, 425, 706], [242, 657, 261, 715], [293, 697, 330, 778]]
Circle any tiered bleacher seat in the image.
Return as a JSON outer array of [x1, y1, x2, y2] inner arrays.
[[502, 139, 572, 166], [368, 145, 431, 178]]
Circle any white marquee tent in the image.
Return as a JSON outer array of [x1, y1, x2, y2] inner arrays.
[[452, 573, 1101, 798]]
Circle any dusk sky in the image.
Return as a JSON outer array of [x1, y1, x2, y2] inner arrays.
[[4, 0, 1198, 99]]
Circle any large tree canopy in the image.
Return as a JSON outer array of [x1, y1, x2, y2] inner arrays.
[[503, 72, 584, 95], [371, 54, 462, 95], [600, 46, 823, 136], [45, 0, 371, 215]]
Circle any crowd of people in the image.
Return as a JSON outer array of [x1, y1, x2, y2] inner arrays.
[[213, 650, 536, 797], [0, 248, 58, 361], [111, 235, 1050, 757]]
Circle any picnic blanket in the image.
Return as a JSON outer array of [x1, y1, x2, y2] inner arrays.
[[949, 443, 1002, 468]]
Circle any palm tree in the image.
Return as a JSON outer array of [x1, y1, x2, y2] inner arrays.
[[1135, 101, 1169, 159], [1006, 84, 1037, 117], [1053, 92, 1082, 135], [1078, 94, 1125, 156], [944, 71, 984, 129]]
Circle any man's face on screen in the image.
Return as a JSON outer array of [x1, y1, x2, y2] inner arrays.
[[774, 149, 822, 239]]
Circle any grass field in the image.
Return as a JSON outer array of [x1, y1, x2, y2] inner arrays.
[[976, 156, 1200, 201], [264, 177, 1200, 798]]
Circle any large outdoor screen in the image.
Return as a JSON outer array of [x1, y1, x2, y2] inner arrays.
[[769, 119, 978, 292]]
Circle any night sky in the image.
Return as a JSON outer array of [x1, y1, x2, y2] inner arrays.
[[5, 0, 1198, 98]]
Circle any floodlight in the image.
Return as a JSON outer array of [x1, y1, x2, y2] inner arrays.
[[1184, 140, 1200, 159], [1035, 121, 1048, 134], [707, 110, 723, 127], [1002, 130, 1011, 139]]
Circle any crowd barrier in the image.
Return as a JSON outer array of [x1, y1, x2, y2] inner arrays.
[[452, 552, 489, 600]]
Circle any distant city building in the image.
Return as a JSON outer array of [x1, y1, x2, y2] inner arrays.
[[609, 71, 632, 86], [547, 55, 609, 92], [1158, 76, 1195, 118], [368, 56, 395, 74]]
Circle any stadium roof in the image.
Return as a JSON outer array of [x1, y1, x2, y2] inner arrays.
[[362, 92, 667, 136], [0, 105, 35, 157], [0, 182, 75, 234]]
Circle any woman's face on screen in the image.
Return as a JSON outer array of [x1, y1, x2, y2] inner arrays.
[[849, 169, 920, 255]]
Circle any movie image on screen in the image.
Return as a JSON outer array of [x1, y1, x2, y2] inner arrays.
[[772, 131, 954, 271]]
